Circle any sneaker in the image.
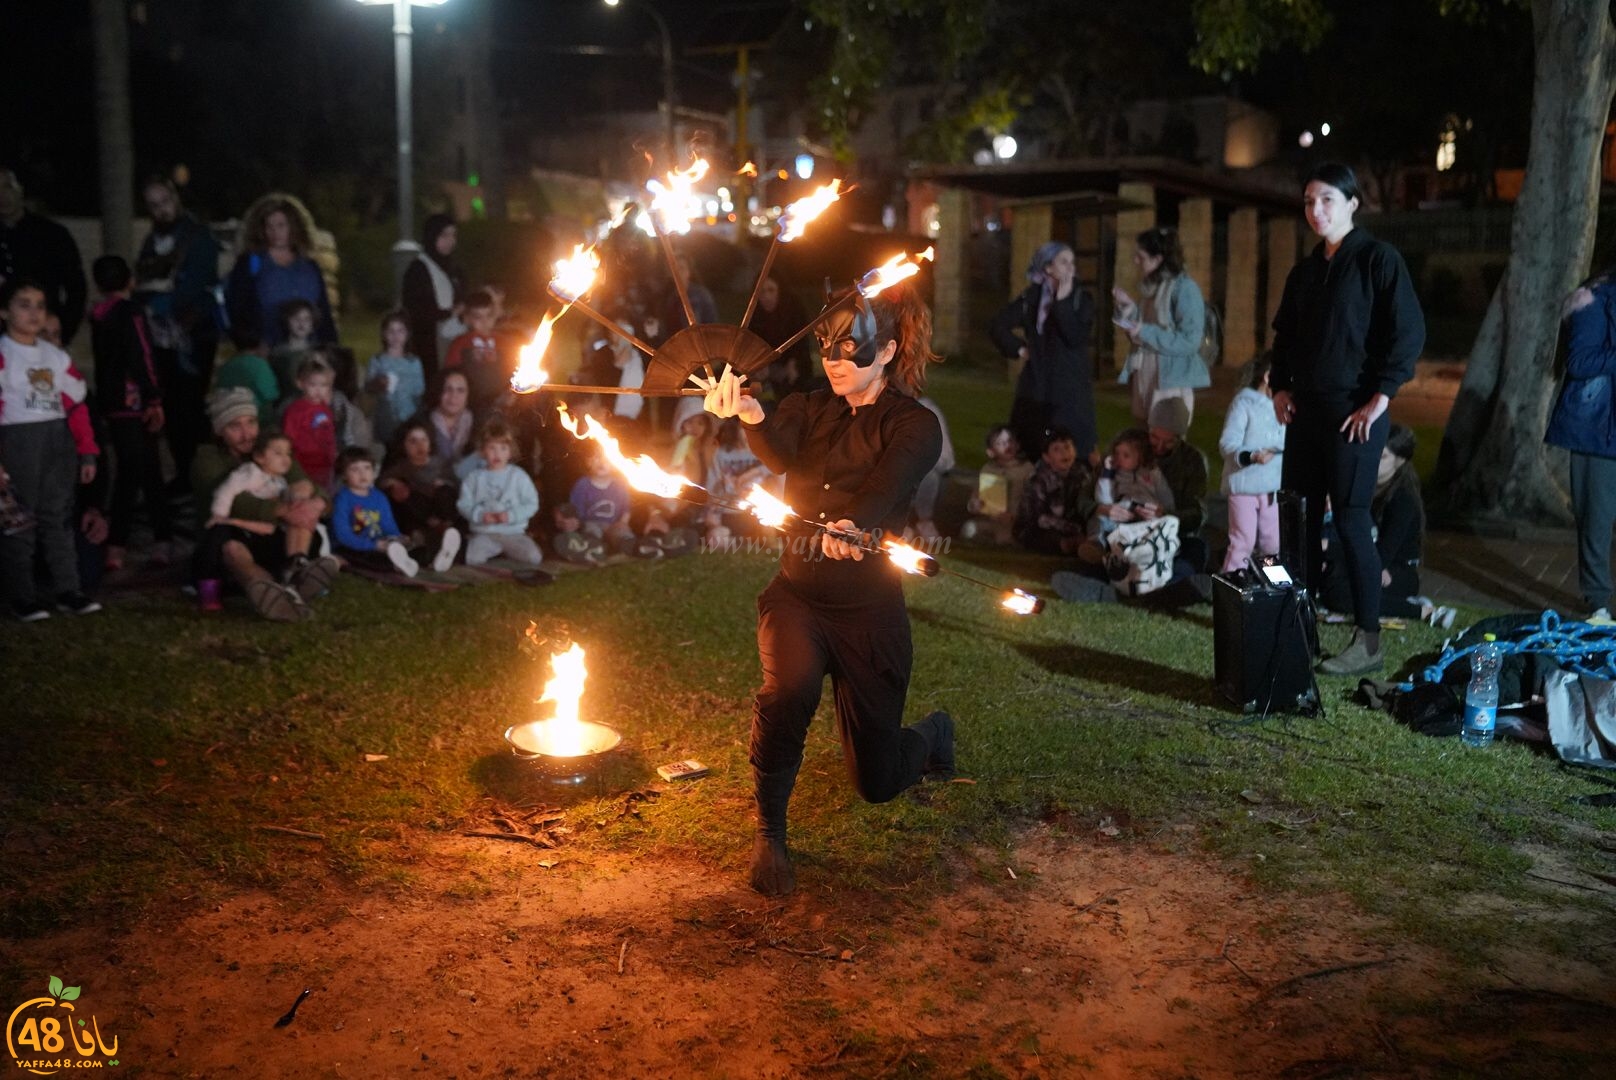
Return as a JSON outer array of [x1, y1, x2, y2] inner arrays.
[[432, 528, 461, 573], [386, 543, 420, 578], [1590, 607, 1615, 627], [248, 579, 305, 623], [287, 554, 340, 603], [1426, 605, 1456, 630], [1318, 630, 1384, 676], [56, 592, 103, 615], [634, 541, 665, 559], [197, 578, 224, 613], [14, 603, 50, 623]]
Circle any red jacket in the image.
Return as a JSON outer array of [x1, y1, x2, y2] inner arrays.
[[282, 397, 338, 488]]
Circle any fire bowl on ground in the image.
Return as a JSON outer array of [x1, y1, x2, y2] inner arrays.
[[503, 720, 624, 786]]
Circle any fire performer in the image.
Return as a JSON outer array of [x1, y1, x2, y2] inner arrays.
[[697, 281, 954, 896]]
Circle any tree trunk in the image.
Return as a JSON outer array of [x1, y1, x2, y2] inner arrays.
[[91, 0, 134, 261], [1432, 0, 1616, 526]]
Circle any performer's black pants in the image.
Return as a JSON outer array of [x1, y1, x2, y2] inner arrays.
[[751, 574, 928, 811], [1283, 404, 1388, 633]]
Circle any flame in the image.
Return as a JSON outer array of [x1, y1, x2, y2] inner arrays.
[[777, 180, 842, 242], [883, 540, 937, 576], [557, 404, 694, 498], [740, 483, 796, 530], [1002, 589, 1042, 616], [737, 161, 758, 178], [540, 642, 588, 727], [510, 311, 561, 394], [857, 248, 934, 298], [646, 157, 711, 235], [549, 243, 600, 303]]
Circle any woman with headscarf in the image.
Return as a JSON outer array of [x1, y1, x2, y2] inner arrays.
[[990, 241, 1096, 460], [223, 196, 337, 350], [400, 213, 466, 380]]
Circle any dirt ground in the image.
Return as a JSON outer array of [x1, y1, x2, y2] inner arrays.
[[9, 820, 1616, 1080]]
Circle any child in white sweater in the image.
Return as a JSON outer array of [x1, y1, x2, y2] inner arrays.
[[1217, 355, 1285, 572], [456, 421, 542, 567]]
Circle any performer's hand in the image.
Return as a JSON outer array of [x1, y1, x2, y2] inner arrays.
[[1340, 393, 1389, 443], [689, 364, 763, 424], [821, 518, 864, 561], [1273, 390, 1296, 426]]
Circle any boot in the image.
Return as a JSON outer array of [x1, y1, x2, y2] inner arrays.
[[750, 763, 800, 896], [916, 710, 955, 779], [1318, 628, 1384, 676]]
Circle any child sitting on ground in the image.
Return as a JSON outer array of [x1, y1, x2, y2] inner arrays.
[[380, 418, 462, 542], [457, 420, 543, 567], [1090, 427, 1174, 546], [443, 289, 512, 416], [213, 325, 279, 425], [366, 311, 425, 445], [268, 298, 318, 403], [571, 443, 660, 558], [1012, 427, 1095, 557], [331, 446, 460, 576], [962, 425, 1034, 545], [282, 354, 339, 490], [208, 431, 298, 532], [550, 501, 605, 565]]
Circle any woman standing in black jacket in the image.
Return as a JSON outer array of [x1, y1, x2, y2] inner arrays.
[[1272, 163, 1425, 675], [991, 241, 1096, 460]]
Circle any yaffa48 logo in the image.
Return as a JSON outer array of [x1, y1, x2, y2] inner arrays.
[[6, 975, 120, 1074]]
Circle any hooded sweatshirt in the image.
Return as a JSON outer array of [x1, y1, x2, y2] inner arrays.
[[90, 295, 161, 418]]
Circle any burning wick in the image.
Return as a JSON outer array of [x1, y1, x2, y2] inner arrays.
[[1002, 589, 1044, 616], [557, 404, 696, 499], [510, 312, 560, 395], [858, 248, 935, 298], [882, 539, 941, 578]]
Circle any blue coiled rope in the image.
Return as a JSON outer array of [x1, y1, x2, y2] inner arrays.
[[1398, 611, 1616, 690]]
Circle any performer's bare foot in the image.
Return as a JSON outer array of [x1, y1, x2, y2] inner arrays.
[[750, 835, 796, 896]]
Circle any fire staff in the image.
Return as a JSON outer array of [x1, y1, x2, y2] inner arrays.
[[698, 282, 954, 896]]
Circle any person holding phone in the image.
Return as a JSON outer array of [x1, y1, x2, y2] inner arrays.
[[990, 241, 1096, 460], [1112, 226, 1209, 424], [1271, 163, 1425, 675]]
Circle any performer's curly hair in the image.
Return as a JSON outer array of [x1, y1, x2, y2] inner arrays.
[[868, 281, 941, 397]]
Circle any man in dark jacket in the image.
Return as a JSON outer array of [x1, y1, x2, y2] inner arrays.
[[136, 176, 220, 490], [1546, 277, 1616, 625], [0, 168, 88, 344]]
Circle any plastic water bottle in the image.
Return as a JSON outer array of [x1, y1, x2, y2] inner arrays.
[[1461, 634, 1501, 748]]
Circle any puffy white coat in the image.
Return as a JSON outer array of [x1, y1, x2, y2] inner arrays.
[[1218, 387, 1285, 496]]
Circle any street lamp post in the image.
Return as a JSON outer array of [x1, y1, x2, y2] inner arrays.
[[605, 0, 678, 162], [359, 0, 449, 280]]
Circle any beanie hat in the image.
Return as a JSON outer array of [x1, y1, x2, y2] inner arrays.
[[1148, 397, 1190, 440], [208, 387, 258, 433]]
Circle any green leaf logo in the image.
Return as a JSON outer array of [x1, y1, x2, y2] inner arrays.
[[60, 986, 80, 1001], [48, 975, 63, 998]]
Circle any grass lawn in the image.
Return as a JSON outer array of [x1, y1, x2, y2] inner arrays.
[[6, 518, 1615, 980], [3, 367, 1601, 994]]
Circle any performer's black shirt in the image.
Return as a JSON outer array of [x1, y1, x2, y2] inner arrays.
[[744, 383, 942, 610], [1270, 227, 1424, 411]]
